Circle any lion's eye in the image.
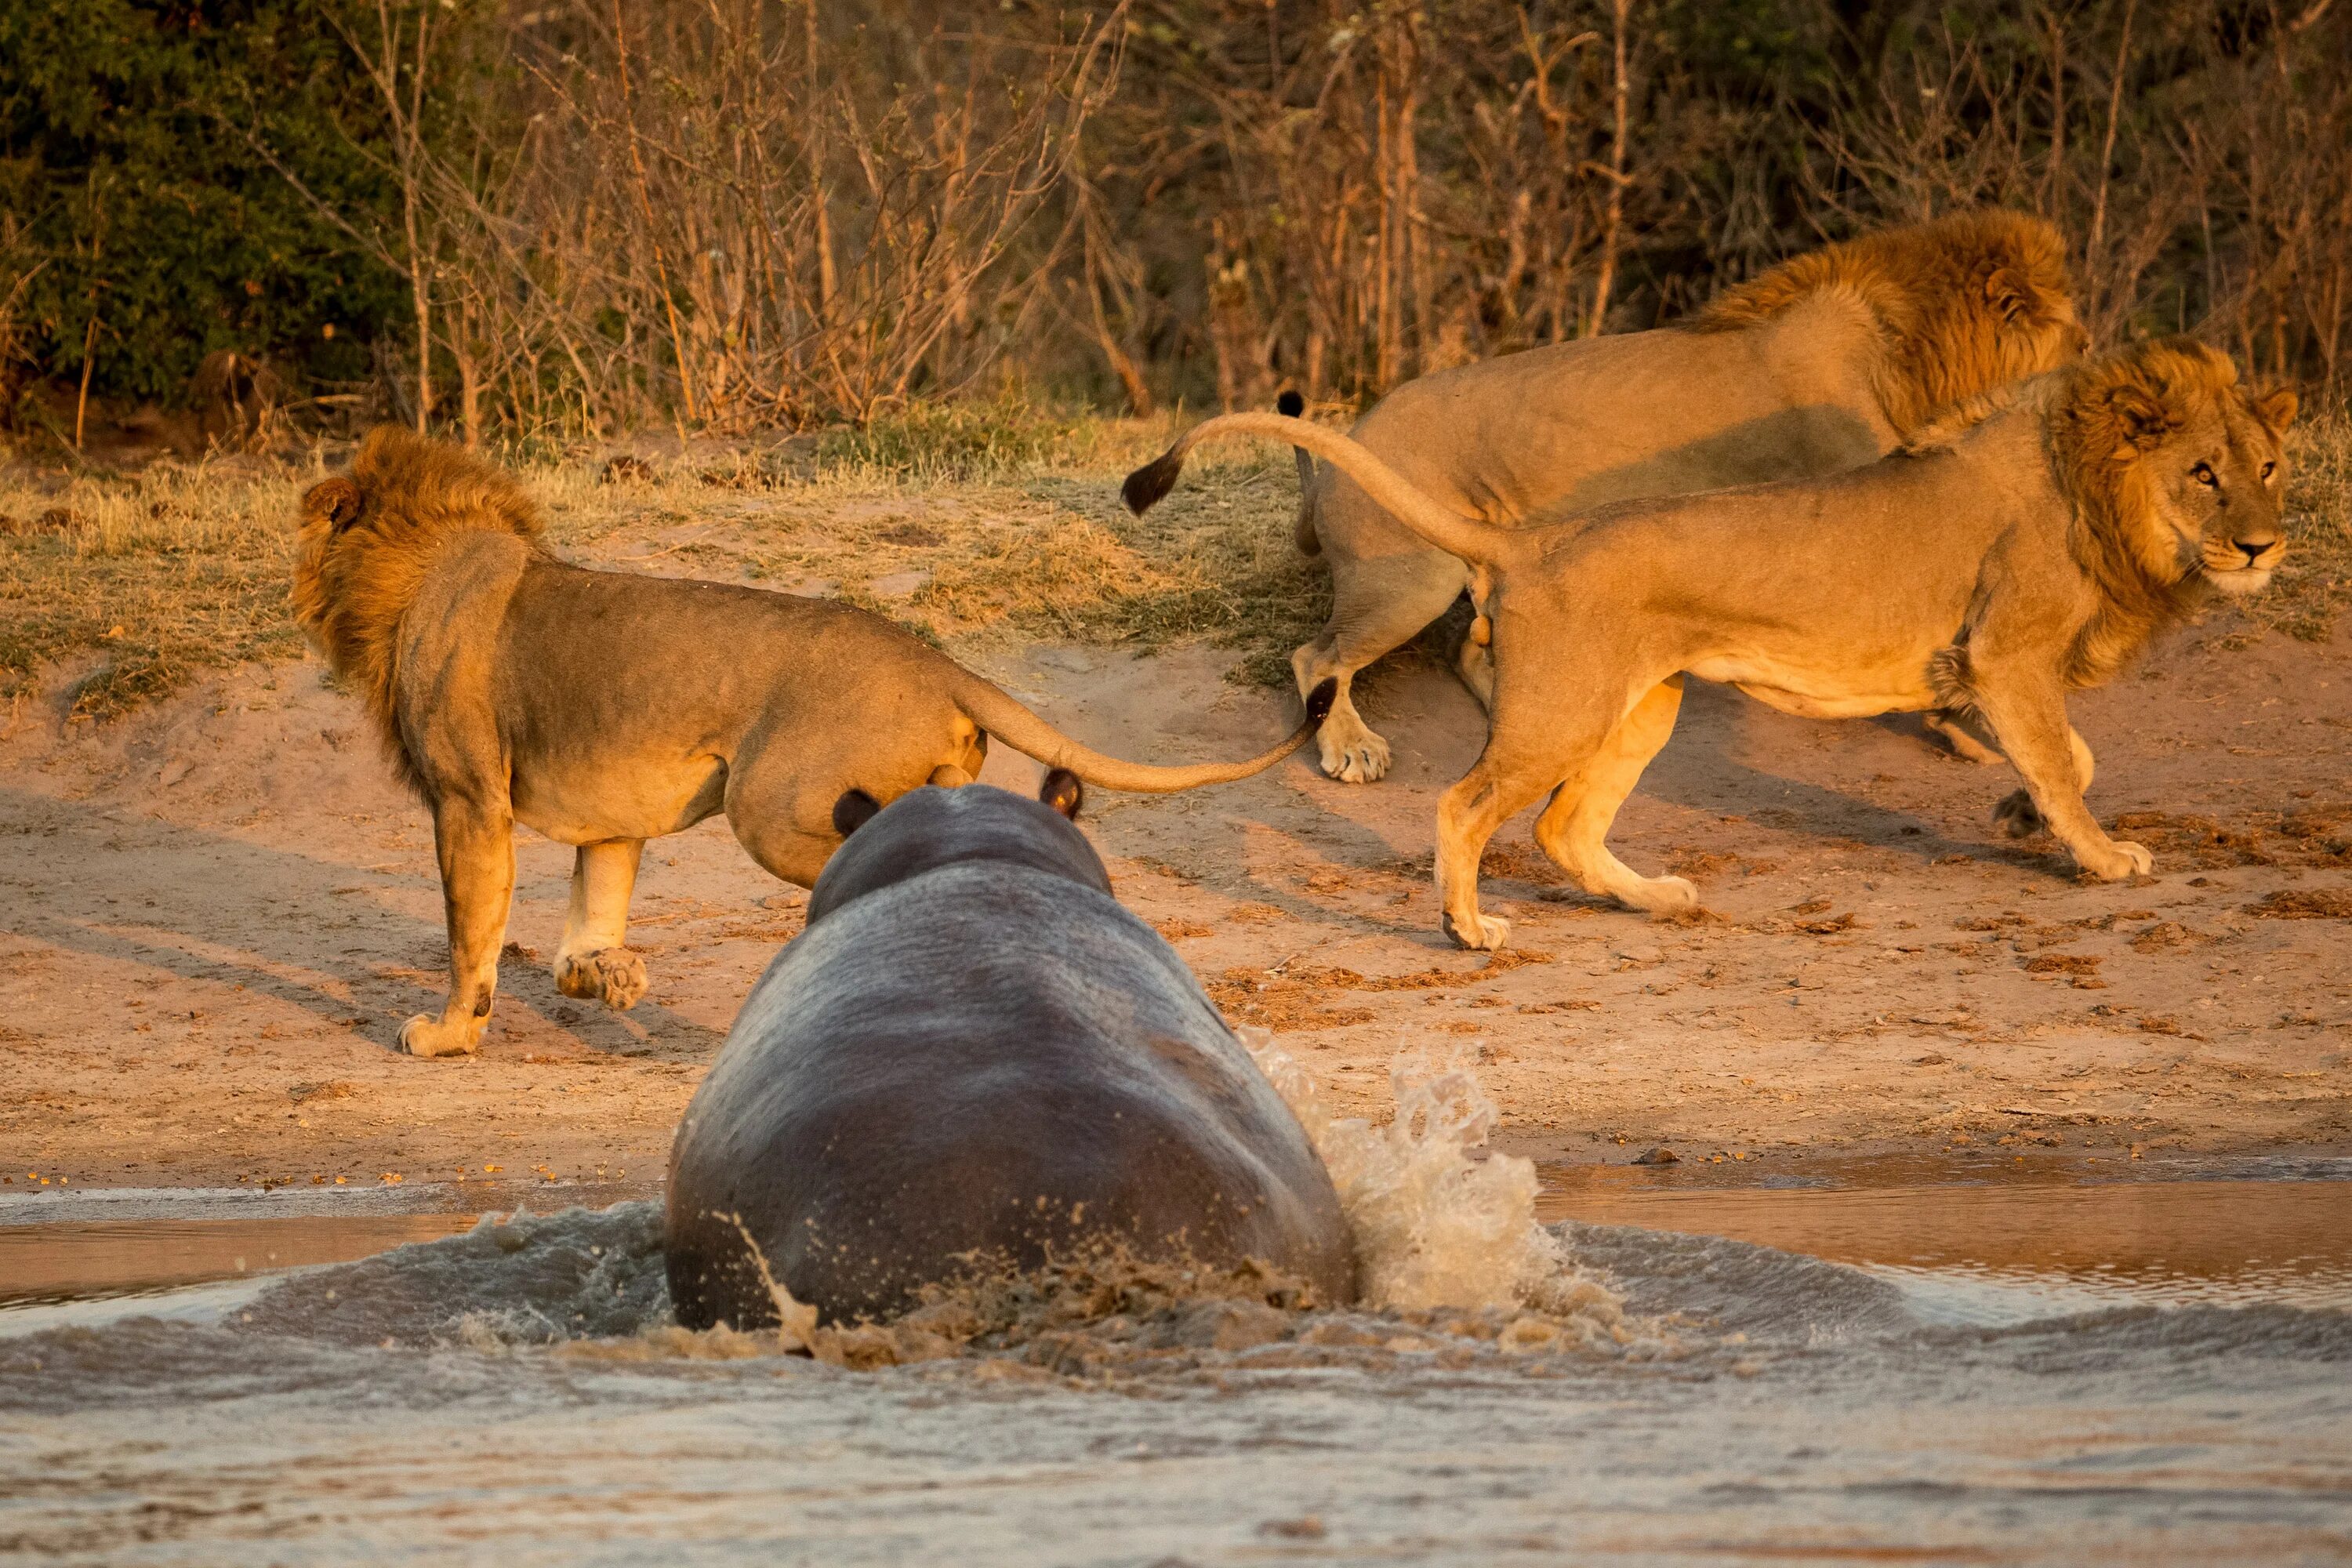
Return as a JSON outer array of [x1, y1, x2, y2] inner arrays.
[[2190, 463, 2218, 487], [2260, 461, 2276, 481]]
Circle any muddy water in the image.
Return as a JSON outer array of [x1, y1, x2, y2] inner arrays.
[[3, 1164, 2348, 1566]]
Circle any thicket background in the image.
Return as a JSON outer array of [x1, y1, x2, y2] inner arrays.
[[3, 0, 2347, 443]]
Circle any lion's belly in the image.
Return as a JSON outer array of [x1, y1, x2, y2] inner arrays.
[[1686, 654, 1936, 720], [511, 754, 729, 845]]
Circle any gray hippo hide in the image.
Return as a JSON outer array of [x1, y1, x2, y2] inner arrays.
[[664, 771, 1357, 1328]]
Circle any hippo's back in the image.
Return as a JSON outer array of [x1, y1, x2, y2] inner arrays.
[[666, 863, 1351, 1327]]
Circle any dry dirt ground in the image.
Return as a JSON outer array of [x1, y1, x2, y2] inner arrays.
[[2, 543, 2349, 1196]]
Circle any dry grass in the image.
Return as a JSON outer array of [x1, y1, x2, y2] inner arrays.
[[0, 457, 311, 720], [2, 403, 2346, 724], [2241, 411, 2352, 644]]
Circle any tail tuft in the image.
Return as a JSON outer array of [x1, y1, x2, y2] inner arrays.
[[1276, 389, 1305, 417], [1305, 677, 1338, 726], [1121, 449, 1185, 515]]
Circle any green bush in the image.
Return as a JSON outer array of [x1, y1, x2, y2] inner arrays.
[[0, 1, 408, 405]]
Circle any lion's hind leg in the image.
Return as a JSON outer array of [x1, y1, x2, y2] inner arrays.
[[554, 838, 648, 1011], [1434, 670, 1637, 949], [1456, 564, 1498, 713], [1434, 755, 1559, 951], [1925, 707, 2005, 765], [1301, 550, 1472, 784], [720, 720, 956, 891], [1532, 677, 1697, 916]]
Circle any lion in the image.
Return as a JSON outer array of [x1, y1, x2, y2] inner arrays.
[[1127, 338, 2296, 948], [293, 427, 1334, 1057], [1266, 209, 2087, 782]]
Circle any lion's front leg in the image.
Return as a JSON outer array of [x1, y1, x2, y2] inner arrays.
[[1993, 725, 2095, 839], [554, 838, 648, 1011], [1974, 681, 2147, 881], [402, 797, 517, 1058]]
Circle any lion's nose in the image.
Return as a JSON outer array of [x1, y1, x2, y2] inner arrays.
[[2237, 537, 2276, 566]]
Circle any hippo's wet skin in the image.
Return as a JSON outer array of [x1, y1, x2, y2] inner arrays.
[[664, 775, 1356, 1327]]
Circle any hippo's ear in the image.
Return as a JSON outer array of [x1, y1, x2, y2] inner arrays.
[[832, 788, 881, 837], [1040, 768, 1083, 821]]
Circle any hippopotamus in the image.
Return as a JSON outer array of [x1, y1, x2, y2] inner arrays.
[[665, 772, 1356, 1328]]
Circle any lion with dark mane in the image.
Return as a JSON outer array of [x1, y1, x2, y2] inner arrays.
[[1262, 209, 2087, 781], [293, 428, 1330, 1056], [1131, 338, 2295, 949]]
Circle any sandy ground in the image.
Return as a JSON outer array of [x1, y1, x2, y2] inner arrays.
[[2, 588, 2348, 1196]]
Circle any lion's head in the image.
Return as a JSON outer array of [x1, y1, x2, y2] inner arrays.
[[2043, 338, 2297, 678], [292, 426, 546, 780], [1690, 209, 2088, 436]]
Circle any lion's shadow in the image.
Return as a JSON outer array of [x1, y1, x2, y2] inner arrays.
[[0, 786, 726, 1061]]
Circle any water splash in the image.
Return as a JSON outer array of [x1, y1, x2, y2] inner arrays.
[[201, 1037, 1632, 1370], [1243, 1029, 1620, 1323]]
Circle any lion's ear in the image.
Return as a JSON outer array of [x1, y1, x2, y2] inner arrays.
[[2249, 384, 2299, 440], [1984, 267, 2042, 325], [1039, 768, 1083, 822], [2106, 381, 2181, 451], [303, 477, 366, 532]]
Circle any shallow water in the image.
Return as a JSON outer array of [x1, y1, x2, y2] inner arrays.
[[4, 1165, 2348, 1566], [1538, 1159, 2352, 1321]]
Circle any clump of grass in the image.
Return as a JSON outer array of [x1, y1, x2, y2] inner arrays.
[[906, 514, 1185, 633], [0, 459, 307, 720], [1018, 456, 1330, 683], [811, 397, 1104, 484]]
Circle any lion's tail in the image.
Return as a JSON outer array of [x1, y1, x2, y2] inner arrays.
[[1121, 408, 1510, 567], [1277, 390, 1323, 556], [946, 670, 1337, 794]]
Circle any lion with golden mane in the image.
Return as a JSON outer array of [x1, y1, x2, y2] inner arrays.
[[1130, 338, 2295, 949], [294, 428, 1330, 1057], [1271, 209, 2088, 782]]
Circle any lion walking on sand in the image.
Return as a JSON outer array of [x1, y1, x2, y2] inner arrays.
[[293, 428, 1330, 1057]]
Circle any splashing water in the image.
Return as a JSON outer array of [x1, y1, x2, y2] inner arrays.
[[1243, 1029, 1615, 1321], [303, 1035, 1628, 1367]]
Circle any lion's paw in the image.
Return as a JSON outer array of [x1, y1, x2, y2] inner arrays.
[[1626, 875, 1700, 916], [1443, 909, 1511, 952], [1320, 723, 1393, 784], [1992, 789, 2044, 838], [400, 1013, 481, 1059], [2077, 839, 2155, 881], [557, 947, 649, 1011]]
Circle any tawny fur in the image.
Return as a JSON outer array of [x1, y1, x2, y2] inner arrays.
[[292, 430, 549, 797], [1133, 338, 2296, 949], [292, 427, 1330, 1058], [1683, 208, 2080, 437], [1142, 209, 2089, 786], [2042, 339, 2292, 686]]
